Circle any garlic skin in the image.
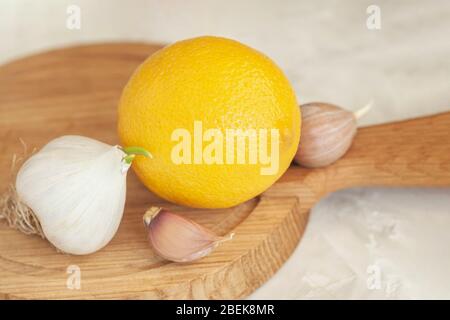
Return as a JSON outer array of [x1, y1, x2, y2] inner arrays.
[[294, 102, 366, 168], [15, 135, 129, 255], [144, 207, 233, 263]]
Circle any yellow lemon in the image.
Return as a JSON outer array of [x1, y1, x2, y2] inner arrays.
[[118, 36, 300, 208]]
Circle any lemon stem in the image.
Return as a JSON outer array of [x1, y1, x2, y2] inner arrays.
[[121, 146, 152, 164]]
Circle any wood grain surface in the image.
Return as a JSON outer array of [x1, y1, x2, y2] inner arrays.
[[0, 43, 449, 299]]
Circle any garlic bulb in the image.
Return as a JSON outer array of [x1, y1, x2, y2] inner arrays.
[[294, 102, 371, 168], [143, 207, 233, 262], [15, 135, 150, 255]]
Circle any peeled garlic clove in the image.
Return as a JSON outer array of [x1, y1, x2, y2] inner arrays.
[[14, 135, 150, 255], [294, 102, 370, 168], [143, 207, 233, 263]]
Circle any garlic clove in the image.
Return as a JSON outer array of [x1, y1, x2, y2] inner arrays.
[[294, 102, 371, 168], [143, 207, 233, 263]]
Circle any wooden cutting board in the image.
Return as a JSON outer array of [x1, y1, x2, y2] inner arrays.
[[0, 43, 449, 299]]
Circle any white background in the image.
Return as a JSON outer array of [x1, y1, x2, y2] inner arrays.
[[1, 0, 450, 299]]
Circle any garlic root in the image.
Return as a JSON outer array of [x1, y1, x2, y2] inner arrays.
[[0, 185, 44, 238], [0, 143, 44, 238]]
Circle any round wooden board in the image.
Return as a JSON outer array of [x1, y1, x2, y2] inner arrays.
[[0, 44, 307, 299]]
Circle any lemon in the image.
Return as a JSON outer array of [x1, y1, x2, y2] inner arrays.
[[118, 36, 300, 208]]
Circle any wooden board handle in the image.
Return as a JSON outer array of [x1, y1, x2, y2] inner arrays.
[[267, 111, 450, 203]]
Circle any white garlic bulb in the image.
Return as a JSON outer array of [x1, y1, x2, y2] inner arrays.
[[294, 102, 371, 168], [15, 135, 149, 255]]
